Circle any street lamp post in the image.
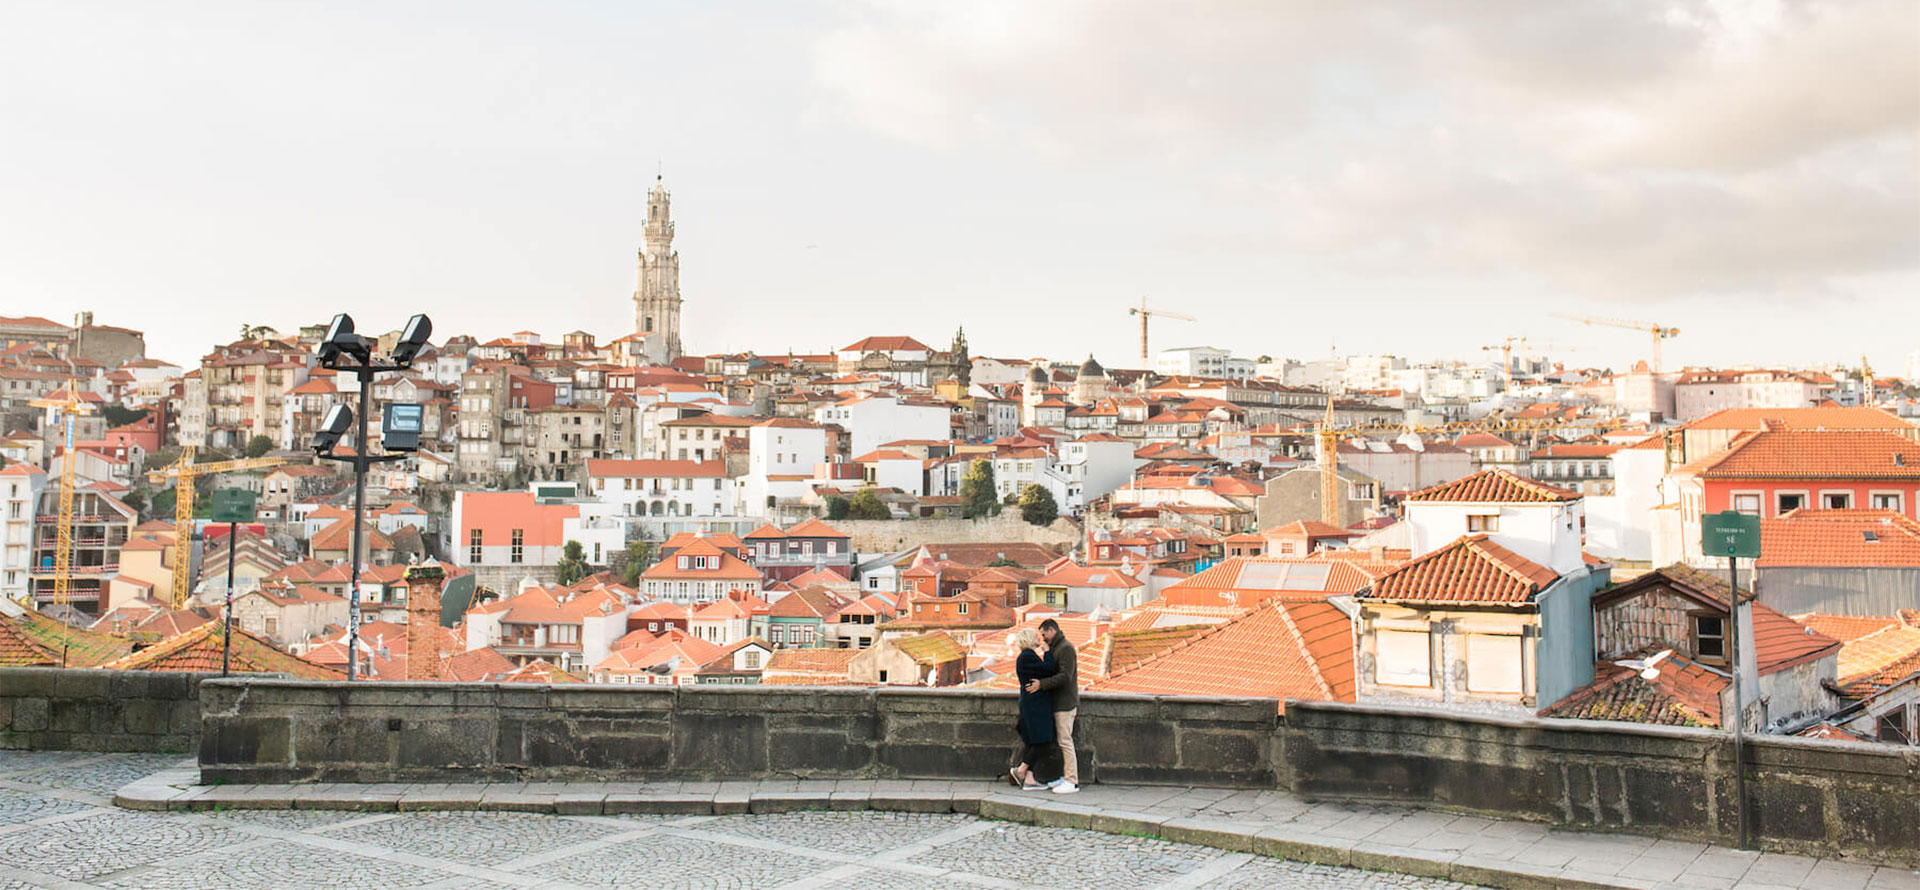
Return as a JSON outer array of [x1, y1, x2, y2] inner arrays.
[[311, 313, 431, 681]]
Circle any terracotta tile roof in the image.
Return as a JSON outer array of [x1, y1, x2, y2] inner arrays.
[[893, 631, 967, 664], [1834, 625, 1920, 697], [1105, 624, 1216, 675], [1696, 429, 1920, 480], [1360, 535, 1560, 605], [768, 585, 846, 619], [1263, 520, 1357, 538], [1748, 603, 1842, 675], [782, 517, 849, 539], [1163, 556, 1391, 608], [1034, 563, 1142, 589], [1089, 598, 1354, 712], [1758, 509, 1920, 568], [0, 608, 131, 667], [309, 520, 391, 554], [1540, 657, 1726, 728], [443, 646, 517, 682], [642, 539, 764, 581], [1679, 406, 1916, 432], [1404, 468, 1581, 504], [498, 659, 582, 683], [842, 335, 931, 352], [1794, 613, 1902, 643], [761, 647, 860, 684], [743, 524, 786, 540], [100, 621, 344, 678], [913, 542, 1062, 568], [1453, 432, 1517, 448]]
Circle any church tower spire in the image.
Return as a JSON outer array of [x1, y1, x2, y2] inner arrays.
[[633, 174, 683, 362]]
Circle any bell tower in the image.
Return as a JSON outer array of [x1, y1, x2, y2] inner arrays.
[[633, 175, 683, 361]]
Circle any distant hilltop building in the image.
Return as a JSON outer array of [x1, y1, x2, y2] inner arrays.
[[632, 175, 684, 364]]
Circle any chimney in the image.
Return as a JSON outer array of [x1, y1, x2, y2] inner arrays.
[[405, 564, 448, 682]]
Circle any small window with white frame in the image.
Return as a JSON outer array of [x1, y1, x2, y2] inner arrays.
[[1776, 491, 1808, 515], [1821, 491, 1854, 509], [1730, 492, 1762, 516], [1869, 491, 1903, 513], [1467, 513, 1499, 533]]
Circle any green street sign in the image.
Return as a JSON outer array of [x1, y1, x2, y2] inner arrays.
[[207, 489, 259, 524], [1703, 510, 1761, 559]]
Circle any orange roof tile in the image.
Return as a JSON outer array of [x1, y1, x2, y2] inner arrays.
[[1540, 656, 1726, 728], [1361, 535, 1560, 605], [100, 621, 344, 679], [1090, 598, 1354, 712], [1679, 406, 1916, 432], [1405, 468, 1580, 504], [1795, 613, 1901, 643], [1758, 509, 1920, 567], [1697, 429, 1920, 480]]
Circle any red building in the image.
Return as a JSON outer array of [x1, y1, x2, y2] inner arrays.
[[1675, 425, 1920, 560]]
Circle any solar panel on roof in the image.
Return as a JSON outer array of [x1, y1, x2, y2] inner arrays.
[[1236, 563, 1292, 589], [1087, 573, 1105, 583], [1286, 563, 1333, 590]]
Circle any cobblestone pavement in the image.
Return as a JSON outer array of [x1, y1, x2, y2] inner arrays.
[[0, 751, 1483, 890]]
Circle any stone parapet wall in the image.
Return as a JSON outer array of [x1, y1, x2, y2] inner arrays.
[[196, 680, 1279, 787], [1281, 699, 1920, 867], [0, 667, 213, 753]]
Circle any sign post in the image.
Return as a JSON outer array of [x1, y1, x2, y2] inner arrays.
[[1702, 510, 1761, 850], [208, 489, 259, 678]]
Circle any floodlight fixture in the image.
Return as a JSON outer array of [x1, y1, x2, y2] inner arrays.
[[381, 403, 423, 452], [390, 314, 433, 366], [312, 404, 353, 453], [318, 313, 370, 365]]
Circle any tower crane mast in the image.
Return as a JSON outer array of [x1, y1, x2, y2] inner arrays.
[[1128, 297, 1196, 364]]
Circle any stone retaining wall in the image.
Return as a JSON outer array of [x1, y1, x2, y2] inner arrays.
[[0, 667, 212, 753], [1281, 699, 1920, 866], [197, 680, 1279, 786]]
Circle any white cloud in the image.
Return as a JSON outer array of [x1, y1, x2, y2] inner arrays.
[[808, 0, 1919, 302]]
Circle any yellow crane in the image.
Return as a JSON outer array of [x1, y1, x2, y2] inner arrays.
[[27, 386, 97, 610], [1552, 313, 1680, 374], [1313, 410, 1632, 526], [146, 449, 288, 607], [1128, 297, 1196, 364]]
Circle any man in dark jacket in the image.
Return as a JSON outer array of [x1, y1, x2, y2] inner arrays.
[[1025, 618, 1079, 793]]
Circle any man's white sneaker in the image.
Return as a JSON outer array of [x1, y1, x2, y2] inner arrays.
[[1051, 781, 1079, 794]]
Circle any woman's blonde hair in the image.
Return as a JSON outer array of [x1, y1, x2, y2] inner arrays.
[[1014, 627, 1042, 652]]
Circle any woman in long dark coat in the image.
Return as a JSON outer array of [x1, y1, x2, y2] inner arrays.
[[1008, 627, 1060, 788]]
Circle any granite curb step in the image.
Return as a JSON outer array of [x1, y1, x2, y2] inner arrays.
[[115, 770, 1643, 890]]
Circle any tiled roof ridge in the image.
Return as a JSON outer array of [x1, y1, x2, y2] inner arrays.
[[1467, 536, 1555, 593], [1272, 601, 1334, 701]]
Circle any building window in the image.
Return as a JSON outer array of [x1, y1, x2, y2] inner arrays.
[[510, 529, 524, 564], [957, 602, 968, 615], [1375, 629, 1432, 688], [744, 650, 760, 669], [1693, 614, 1727, 665], [1870, 492, 1903, 513], [1466, 514, 1499, 533], [1465, 634, 1522, 694], [1777, 492, 1807, 514], [1731, 493, 1762, 516], [469, 529, 483, 564], [1821, 492, 1854, 509]]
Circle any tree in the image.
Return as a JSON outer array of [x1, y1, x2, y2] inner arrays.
[[846, 488, 889, 520], [987, 556, 1021, 568], [101, 404, 147, 428], [620, 541, 654, 587], [825, 495, 850, 520], [1018, 484, 1058, 526], [556, 540, 589, 586], [243, 435, 274, 458], [959, 459, 1000, 519]]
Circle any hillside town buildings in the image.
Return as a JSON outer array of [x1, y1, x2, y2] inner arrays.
[[5, 188, 1918, 757]]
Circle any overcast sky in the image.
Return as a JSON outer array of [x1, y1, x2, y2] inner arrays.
[[3, 1, 1915, 374]]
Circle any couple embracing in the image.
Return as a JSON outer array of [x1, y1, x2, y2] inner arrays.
[[1007, 618, 1079, 794]]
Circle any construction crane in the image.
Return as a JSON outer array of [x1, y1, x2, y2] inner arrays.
[[1552, 313, 1680, 374], [27, 385, 97, 611], [146, 449, 288, 607], [1313, 410, 1631, 526], [1128, 297, 1196, 364], [1481, 337, 1526, 388]]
